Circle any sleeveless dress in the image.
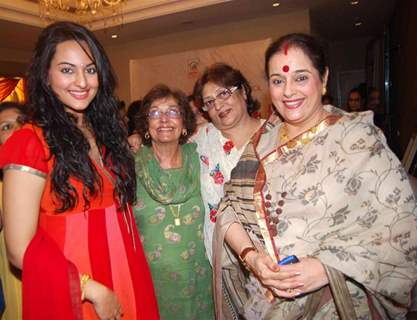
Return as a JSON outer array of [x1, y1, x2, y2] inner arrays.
[[0, 124, 159, 320]]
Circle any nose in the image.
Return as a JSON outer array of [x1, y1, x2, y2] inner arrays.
[[159, 112, 169, 122], [75, 70, 87, 88], [213, 99, 224, 111], [283, 80, 294, 97]]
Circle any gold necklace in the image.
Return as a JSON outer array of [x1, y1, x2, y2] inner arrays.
[[279, 124, 289, 143], [279, 123, 319, 149], [169, 204, 182, 226], [279, 124, 297, 148]]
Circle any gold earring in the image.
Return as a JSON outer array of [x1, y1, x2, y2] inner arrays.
[[322, 87, 327, 96], [144, 132, 150, 139]]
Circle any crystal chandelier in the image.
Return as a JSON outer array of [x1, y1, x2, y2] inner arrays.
[[39, 0, 124, 27]]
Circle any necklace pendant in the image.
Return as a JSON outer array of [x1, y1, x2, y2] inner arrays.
[[174, 218, 181, 226]]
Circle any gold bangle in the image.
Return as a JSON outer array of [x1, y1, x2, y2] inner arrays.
[[238, 247, 257, 272], [80, 274, 91, 301]]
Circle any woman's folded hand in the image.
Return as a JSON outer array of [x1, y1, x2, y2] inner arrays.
[[246, 254, 328, 299]]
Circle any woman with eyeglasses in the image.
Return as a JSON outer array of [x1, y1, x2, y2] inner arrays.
[[133, 84, 214, 319], [192, 63, 264, 268]]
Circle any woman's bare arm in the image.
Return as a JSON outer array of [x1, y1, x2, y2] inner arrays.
[[3, 169, 45, 269]]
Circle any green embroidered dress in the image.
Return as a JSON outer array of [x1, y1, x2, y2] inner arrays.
[[134, 143, 214, 320]]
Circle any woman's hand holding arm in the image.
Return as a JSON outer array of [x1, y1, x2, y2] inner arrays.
[[225, 223, 285, 283], [224, 223, 328, 298], [3, 169, 45, 269], [128, 133, 141, 153], [83, 279, 122, 320]]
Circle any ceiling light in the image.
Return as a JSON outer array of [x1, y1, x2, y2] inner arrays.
[[272, 2, 280, 7], [350, 1, 359, 5], [39, 0, 124, 26], [111, 34, 118, 39]]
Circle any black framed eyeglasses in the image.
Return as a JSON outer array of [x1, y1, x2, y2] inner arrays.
[[202, 85, 240, 112]]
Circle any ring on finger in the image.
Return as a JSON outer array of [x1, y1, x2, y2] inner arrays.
[[286, 288, 294, 295]]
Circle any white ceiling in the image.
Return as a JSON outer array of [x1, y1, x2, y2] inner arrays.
[[0, 0, 397, 53]]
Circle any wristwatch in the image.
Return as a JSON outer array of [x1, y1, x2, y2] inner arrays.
[[238, 246, 257, 271]]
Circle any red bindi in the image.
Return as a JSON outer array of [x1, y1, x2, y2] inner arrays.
[[282, 65, 289, 72]]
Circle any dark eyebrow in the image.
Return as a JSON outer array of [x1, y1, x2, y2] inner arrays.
[[269, 69, 312, 78], [57, 62, 95, 67]]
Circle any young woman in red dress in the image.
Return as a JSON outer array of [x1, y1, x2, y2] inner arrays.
[[0, 22, 159, 320]]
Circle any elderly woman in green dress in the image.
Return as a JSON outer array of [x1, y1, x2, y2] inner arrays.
[[133, 84, 214, 319]]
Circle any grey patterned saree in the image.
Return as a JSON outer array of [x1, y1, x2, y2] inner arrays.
[[213, 107, 417, 319]]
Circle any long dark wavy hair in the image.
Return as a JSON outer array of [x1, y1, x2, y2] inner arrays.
[[27, 21, 136, 212]]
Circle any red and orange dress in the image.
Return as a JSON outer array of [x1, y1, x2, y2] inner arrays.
[[0, 124, 159, 320]]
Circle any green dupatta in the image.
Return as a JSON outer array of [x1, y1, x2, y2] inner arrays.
[[135, 143, 200, 205]]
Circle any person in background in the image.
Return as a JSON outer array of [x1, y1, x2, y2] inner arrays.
[[0, 101, 27, 320], [0, 21, 159, 319], [346, 87, 363, 112], [321, 93, 334, 105], [188, 95, 208, 130], [117, 99, 129, 129], [0, 102, 26, 145], [212, 33, 417, 319], [133, 84, 214, 319], [127, 100, 142, 135], [366, 87, 381, 112], [365, 87, 386, 131]]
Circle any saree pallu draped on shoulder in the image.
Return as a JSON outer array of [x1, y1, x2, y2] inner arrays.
[[213, 107, 417, 319]]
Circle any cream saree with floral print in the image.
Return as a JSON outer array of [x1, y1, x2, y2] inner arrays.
[[213, 107, 417, 319]]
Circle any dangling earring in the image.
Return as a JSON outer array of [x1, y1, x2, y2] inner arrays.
[[322, 87, 327, 96], [182, 129, 187, 136], [144, 132, 150, 140]]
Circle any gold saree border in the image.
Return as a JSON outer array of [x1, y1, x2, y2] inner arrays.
[[252, 115, 342, 263], [3, 164, 47, 179], [263, 114, 342, 166]]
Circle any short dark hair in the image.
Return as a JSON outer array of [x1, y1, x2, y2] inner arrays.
[[193, 63, 260, 115], [135, 84, 196, 145], [0, 101, 28, 120], [349, 88, 363, 98], [265, 33, 327, 81]]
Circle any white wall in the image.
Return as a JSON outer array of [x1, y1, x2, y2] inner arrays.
[[105, 9, 311, 104]]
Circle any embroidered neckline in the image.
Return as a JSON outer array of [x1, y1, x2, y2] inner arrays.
[[277, 115, 341, 154]]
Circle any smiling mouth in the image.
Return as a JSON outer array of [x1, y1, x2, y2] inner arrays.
[[69, 90, 89, 100], [283, 99, 304, 110], [157, 127, 175, 132], [218, 109, 232, 119]]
